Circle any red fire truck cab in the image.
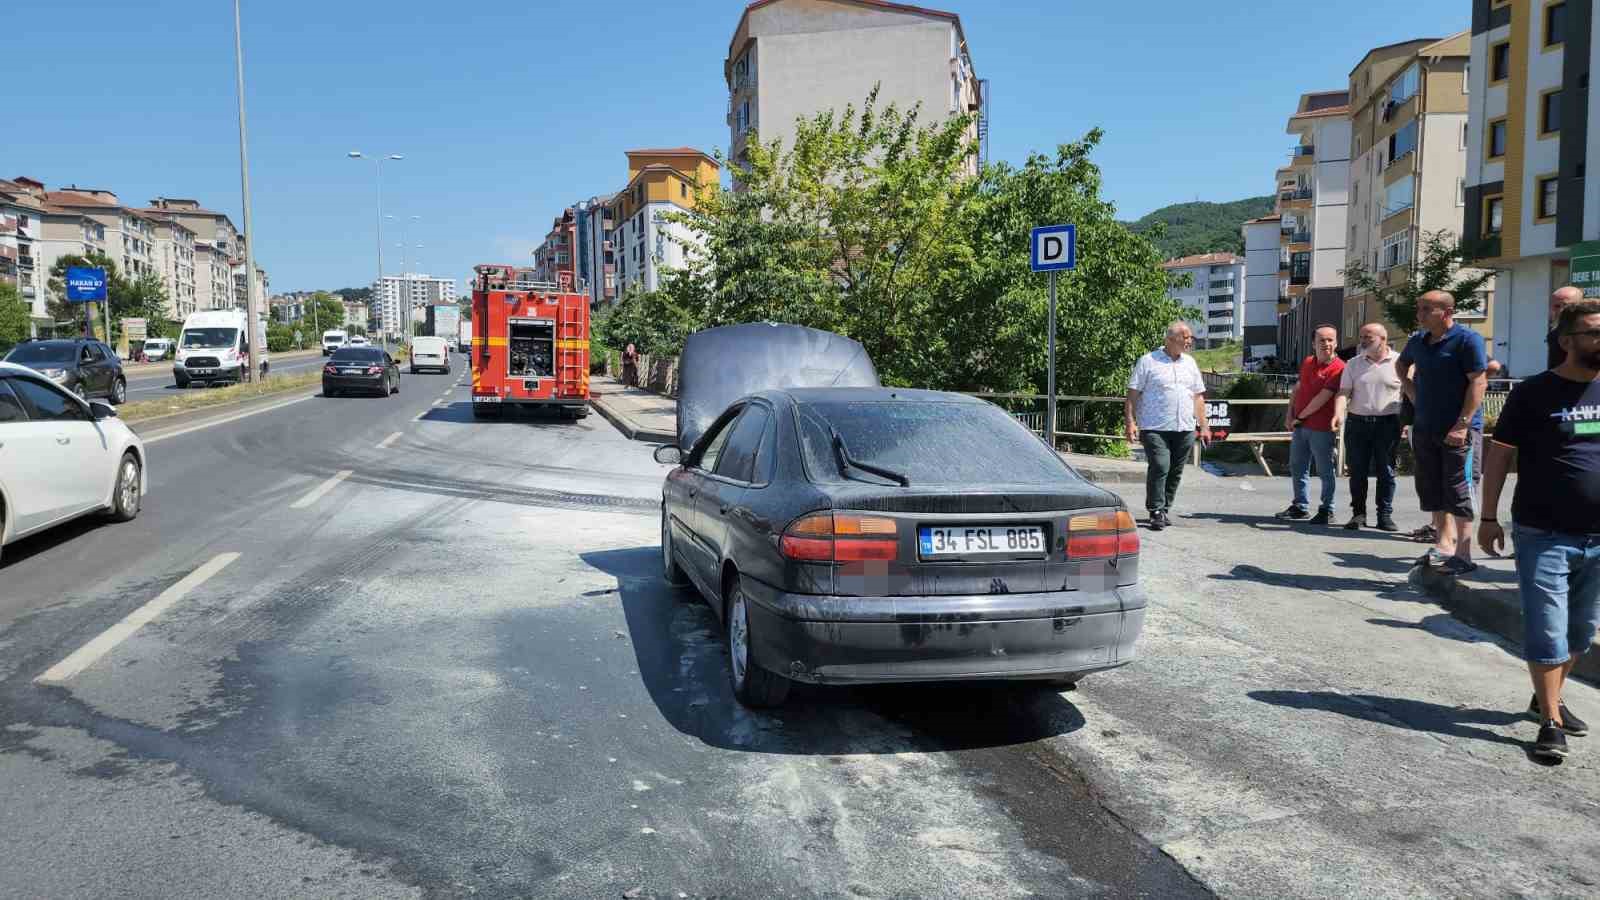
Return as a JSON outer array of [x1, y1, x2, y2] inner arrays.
[[470, 264, 590, 420]]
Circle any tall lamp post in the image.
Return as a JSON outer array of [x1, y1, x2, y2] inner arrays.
[[233, 0, 262, 381], [347, 151, 402, 351]]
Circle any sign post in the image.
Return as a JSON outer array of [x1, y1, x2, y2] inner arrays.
[[1571, 240, 1600, 300], [1030, 225, 1077, 447], [65, 266, 108, 340]]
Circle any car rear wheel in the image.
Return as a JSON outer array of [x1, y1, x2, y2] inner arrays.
[[726, 575, 790, 708], [661, 508, 689, 588], [110, 377, 127, 405], [107, 452, 141, 522]]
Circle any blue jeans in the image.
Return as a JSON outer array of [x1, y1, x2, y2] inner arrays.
[[1514, 525, 1600, 665], [1289, 426, 1337, 514]]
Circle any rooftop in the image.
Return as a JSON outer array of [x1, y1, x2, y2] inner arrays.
[[1162, 252, 1245, 269], [728, 0, 968, 69]]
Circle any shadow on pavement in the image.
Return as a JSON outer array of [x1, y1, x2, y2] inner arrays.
[[1209, 563, 1418, 601], [582, 546, 1086, 756], [415, 402, 596, 428], [1365, 615, 1504, 649], [1187, 511, 1417, 542], [1248, 689, 1528, 750], [0, 516, 110, 570]]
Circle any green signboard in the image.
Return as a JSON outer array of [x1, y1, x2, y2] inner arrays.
[[1571, 239, 1600, 300]]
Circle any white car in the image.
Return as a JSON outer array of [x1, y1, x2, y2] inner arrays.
[[409, 336, 450, 374], [0, 361, 146, 563], [348, 335, 370, 346]]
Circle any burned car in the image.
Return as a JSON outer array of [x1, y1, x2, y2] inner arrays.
[[654, 323, 1146, 707]]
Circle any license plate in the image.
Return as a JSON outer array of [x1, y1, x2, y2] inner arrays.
[[919, 525, 1046, 558], [190, 368, 214, 375], [341, 368, 363, 374], [523, 379, 538, 391], [474, 395, 501, 404]]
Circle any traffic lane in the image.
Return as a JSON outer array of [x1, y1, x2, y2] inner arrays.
[[1029, 476, 1600, 898], [123, 354, 329, 399], [3, 400, 1203, 898], [0, 366, 450, 627]]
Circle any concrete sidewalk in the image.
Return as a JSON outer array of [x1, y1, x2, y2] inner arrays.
[[590, 375, 1165, 485]]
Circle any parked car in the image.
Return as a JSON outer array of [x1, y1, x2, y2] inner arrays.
[[654, 324, 1145, 707], [322, 346, 400, 397], [0, 361, 146, 564], [142, 338, 175, 362], [2, 339, 128, 405], [409, 336, 450, 374]]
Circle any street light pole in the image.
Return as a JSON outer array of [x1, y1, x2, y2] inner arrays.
[[234, 0, 262, 382], [348, 151, 402, 351]]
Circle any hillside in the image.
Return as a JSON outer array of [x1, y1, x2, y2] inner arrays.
[[1124, 195, 1275, 259]]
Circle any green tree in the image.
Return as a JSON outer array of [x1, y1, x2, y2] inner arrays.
[[304, 291, 346, 335], [1341, 230, 1496, 334], [266, 320, 296, 352], [46, 252, 170, 342], [0, 282, 32, 353]]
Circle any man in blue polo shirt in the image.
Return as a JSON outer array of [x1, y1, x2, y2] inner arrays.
[[1398, 291, 1488, 575]]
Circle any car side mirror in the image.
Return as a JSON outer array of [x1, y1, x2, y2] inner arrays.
[[89, 400, 117, 420], [653, 445, 682, 465]]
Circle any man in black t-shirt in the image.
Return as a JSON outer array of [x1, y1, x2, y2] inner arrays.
[[1480, 300, 1600, 761]]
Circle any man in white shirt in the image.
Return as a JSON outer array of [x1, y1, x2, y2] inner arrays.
[[1332, 322, 1403, 532], [1125, 322, 1211, 530]]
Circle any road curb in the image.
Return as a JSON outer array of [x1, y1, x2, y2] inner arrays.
[[1412, 564, 1600, 685], [127, 385, 322, 436], [591, 393, 675, 444]]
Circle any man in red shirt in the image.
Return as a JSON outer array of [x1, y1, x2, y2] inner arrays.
[[1275, 325, 1346, 525]]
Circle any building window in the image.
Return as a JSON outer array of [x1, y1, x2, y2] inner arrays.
[[1487, 119, 1508, 158], [1484, 196, 1504, 235], [1490, 41, 1511, 83], [1540, 89, 1562, 135], [1380, 232, 1412, 271], [1546, 1, 1567, 47], [1460, 122, 1469, 149], [1387, 120, 1418, 167], [1389, 63, 1420, 105], [1463, 61, 1471, 93], [1456, 177, 1466, 206], [1537, 176, 1559, 220], [680, 182, 687, 199]]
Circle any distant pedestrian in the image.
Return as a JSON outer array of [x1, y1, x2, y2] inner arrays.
[[1125, 322, 1210, 531], [1398, 291, 1488, 575], [622, 342, 639, 387], [1275, 325, 1345, 525], [1548, 286, 1584, 371], [1478, 299, 1600, 761], [1332, 323, 1401, 532]]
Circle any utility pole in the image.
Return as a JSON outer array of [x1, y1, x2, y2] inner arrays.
[[233, 0, 262, 381]]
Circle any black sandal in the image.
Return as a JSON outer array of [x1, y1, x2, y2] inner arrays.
[[1409, 525, 1437, 543]]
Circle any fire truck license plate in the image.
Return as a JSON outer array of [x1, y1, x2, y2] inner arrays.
[[524, 379, 538, 391]]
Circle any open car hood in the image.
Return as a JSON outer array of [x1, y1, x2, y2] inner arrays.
[[676, 323, 880, 451]]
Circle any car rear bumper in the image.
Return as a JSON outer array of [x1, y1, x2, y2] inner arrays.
[[739, 580, 1146, 685], [324, 374, 386, 391]]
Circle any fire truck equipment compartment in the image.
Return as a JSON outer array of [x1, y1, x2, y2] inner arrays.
[[508, 320, 554, 378]]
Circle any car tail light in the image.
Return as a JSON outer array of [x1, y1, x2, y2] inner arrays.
[[323, 364, 337, 375], [1066, 510, 1139, 560], [780, 512, 899, 562], [366, 366, 383, 374]]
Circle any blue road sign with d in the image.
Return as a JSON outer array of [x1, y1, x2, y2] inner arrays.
[[1030, 225, 1076, 272], [65, 266, 108, 303]]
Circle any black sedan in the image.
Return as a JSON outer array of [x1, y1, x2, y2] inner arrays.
[[654, 324, 1145, 708], [2, 339, 127, 404], [322, 347, 400, 397]]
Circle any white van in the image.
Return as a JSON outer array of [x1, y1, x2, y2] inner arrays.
[[173, 309, 268, 387], [321, 329, 348, 356], [410, 336, 450, 374], [142, 338, 174, 362]]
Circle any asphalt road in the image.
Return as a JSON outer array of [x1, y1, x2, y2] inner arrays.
[[0, 368, 1205, 899], [122, 351, 328, 400]]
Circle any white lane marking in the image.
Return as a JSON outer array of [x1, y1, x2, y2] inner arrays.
[[142, 393, 316, 445], [290, 469, 353, 509], [376, 431, 403, 449], [35, 553, 242, 684], [413, 410, 428, 421]]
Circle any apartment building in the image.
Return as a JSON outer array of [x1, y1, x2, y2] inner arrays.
[[42, 188, 157, 285], [1345, 34, 1481, 342], [607, 149, 720, 295], [145, 197, 250, 312], [192, 242, 233, 312], [532, 207, 578, 289], [724, 0, 982, 176], [576, 195, 617, 307], [0, 179, 50, 336], [1464, 0, 1599, 375], [1276, 90, 1352, 360], [373, 274, 456, 338], [144, 212, 200, 319], [1241, 215, 1285, 359], [1162, 253, 1246, 349]]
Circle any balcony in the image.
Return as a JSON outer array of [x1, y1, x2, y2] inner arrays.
[[1208, 285, 1235, 296], [1278, 257, 1290, 272], [1290, 272, 1311, 286], [1287, 230, 1312, 245], [1290, 145, 1315, 167]]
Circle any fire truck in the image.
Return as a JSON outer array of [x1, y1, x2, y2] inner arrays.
[[469, 264, 590, 420]]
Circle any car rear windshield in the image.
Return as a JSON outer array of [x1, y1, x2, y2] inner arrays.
[[331, 348, 384, 362], [795, 400, 1071, 485], [5, 343, 75, 365]]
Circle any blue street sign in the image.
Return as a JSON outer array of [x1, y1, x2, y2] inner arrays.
[[1030, 224, 1076, 272], [65, 266, 108, 303]]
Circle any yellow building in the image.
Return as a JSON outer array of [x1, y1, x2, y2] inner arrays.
[[607, 148, 720, 294]]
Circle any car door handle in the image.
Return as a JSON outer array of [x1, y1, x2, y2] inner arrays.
[[57, 436, 71, 445]]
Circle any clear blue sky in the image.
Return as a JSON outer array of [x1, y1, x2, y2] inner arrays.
[[7, 0, 1472, 293]]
